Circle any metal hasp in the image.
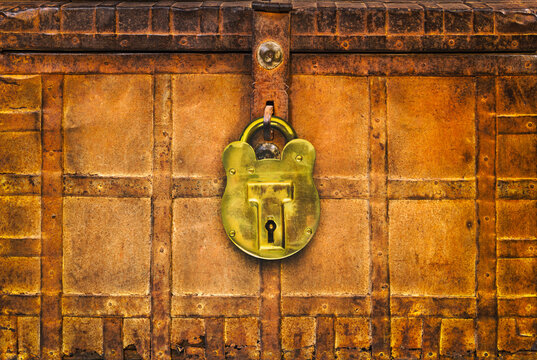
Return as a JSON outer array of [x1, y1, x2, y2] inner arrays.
[[221, 117, 320, 260]]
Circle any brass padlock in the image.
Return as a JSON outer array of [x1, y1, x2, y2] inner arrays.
[[221, 117, 320, 260]]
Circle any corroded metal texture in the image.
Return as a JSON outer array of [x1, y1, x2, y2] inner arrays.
[[1, 52, 536, 359], [252, 10, 290, 121], [0, 1, 537, 52], [0, 1, 537, 359]]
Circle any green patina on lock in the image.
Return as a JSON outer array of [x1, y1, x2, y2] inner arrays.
[[221, 117, 320, 260]]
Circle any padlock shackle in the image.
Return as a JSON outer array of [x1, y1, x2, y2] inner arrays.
[[240, 116, 297, 143]]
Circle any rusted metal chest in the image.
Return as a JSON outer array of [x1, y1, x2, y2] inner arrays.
[[0, 1, 536, 359]]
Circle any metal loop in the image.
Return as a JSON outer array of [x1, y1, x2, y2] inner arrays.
[[263, 105, 274, 141], [240, 116, 297, 143]]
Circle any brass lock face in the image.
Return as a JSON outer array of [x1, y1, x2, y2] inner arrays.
[[221, 117, 320, 260]]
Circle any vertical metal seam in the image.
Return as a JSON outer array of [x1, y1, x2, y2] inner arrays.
[[476, 76, 498, 357], [149, 74, 156, 360], [39, 72, 44, 360], [151, 74, 172, 360], [475, 75, 480, 287], [494, 75, 499, 358], [40, 74, 64, 360], [369, 76, 390, 359], [167, 74, 174, 359], [474, 76, 481, 356], [367, 76, 375, 360]]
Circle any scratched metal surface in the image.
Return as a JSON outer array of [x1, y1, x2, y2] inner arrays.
[[0, 2, 536, 360]]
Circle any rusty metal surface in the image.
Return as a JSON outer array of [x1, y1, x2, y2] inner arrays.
[[0, 52, 535, 359], [0, 1, 536, 358], [0, 1, 537, 52], [252, 11, 290, 121]]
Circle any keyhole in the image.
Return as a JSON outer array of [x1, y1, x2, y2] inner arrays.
[[265, 220, 276, 243]]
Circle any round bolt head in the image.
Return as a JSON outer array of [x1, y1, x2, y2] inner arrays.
[[229, 168, 236, 175], [257, 41, 284, 70], [229, 230, 236, 237], [296, 155, 303, 162]]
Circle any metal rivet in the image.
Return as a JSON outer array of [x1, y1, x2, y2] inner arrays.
[[305, 228, 312, 235], [229, 230, 236, 237], [248, 167, 255, 174], [296, 155, 303, 162], [229, 168, 236, 175], [257, 41, 283, 70]]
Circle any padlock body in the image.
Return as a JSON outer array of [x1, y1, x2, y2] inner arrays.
[[221, 139, 320, 259]]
